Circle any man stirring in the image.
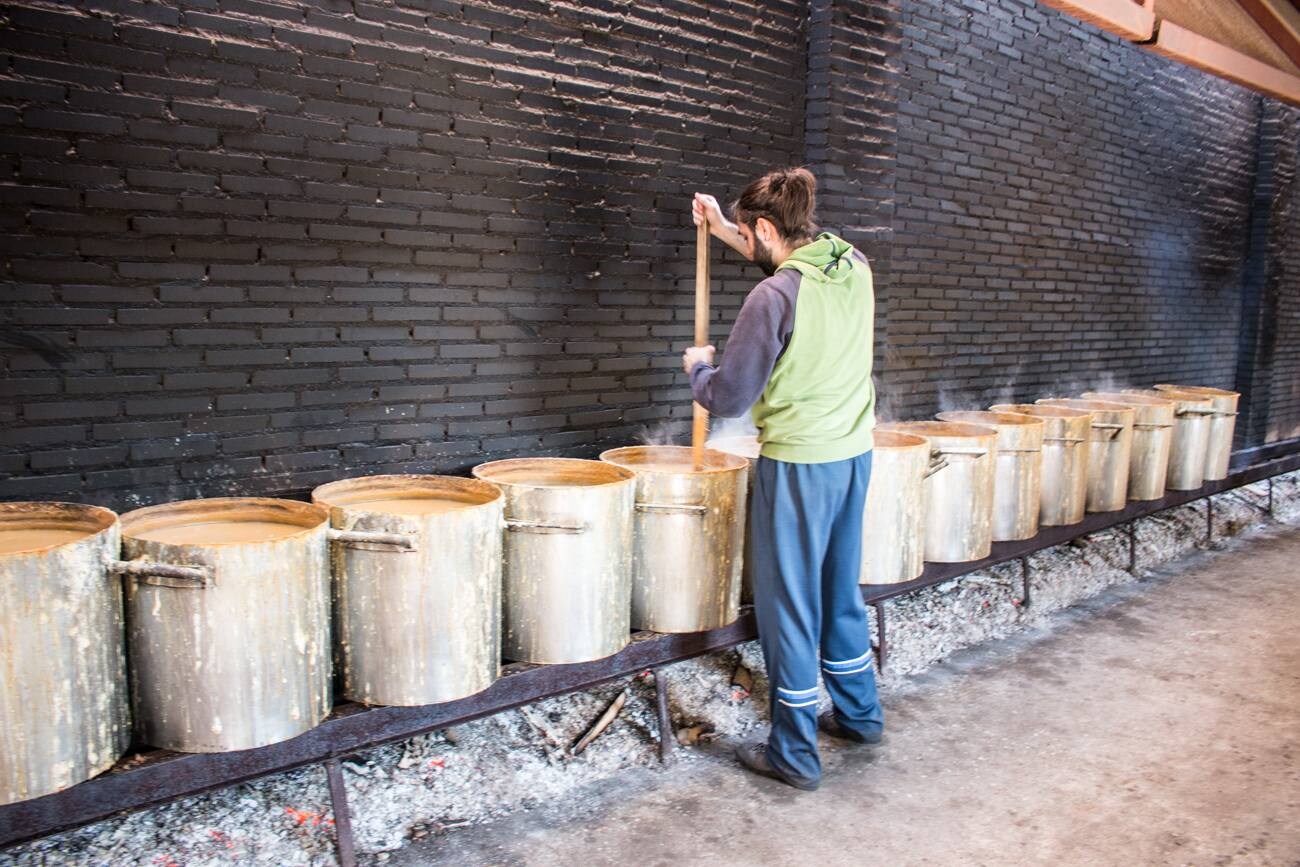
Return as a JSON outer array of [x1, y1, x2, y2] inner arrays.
[[684, 167, 883, 791]]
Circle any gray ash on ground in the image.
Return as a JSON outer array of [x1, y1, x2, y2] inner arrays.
[[4, 473, 1297, 866]]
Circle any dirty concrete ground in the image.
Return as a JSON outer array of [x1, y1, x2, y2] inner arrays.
[[388, 525, 1300, 867]]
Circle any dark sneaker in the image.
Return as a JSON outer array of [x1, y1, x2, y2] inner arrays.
[[734, 740, 820, 791], [818, 711, 883, 745]]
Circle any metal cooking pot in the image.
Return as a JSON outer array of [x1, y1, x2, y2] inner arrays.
[[1083, 392, 1175, 501], [938, 411, 1044, 542], [600, 446, 747, 633], [120, 498, 333, 753], [877, 421, 998, 563], [312, 474, 503, 707], [0, 503, 131, 805], [706, 435, 759, 605], [1124, 389, 1213, 491], [1154, 385, 1239, 481], [990, 404, 1090, 527], [1037, 399, 1135, 512], [860, 430, 932, 585], [472, 458, 635, 664]]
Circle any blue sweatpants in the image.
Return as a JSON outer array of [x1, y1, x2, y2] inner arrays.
[[750, 450, 884, 785]]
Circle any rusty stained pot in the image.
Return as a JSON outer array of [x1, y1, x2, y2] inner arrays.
[[0, 503, 131, 805], [706, 435, 760, 605], [1124, 389, 1214, 491], [877, 421, 998, 563], [120, 498, 333, 753], [860, 430, 932, 585], [1154, 384, 1239, 481], [600, 446, 747, 633], [1083, 392, 1175, 501], [938, 411, 1044, 542], [312, 475, 503, 707], [1037, 399, 1135, 512], [472, 458, 635, 664], [990, 404, 1091, 527]]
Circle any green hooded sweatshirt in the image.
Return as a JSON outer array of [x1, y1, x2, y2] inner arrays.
[[753, 233, 876, 463]]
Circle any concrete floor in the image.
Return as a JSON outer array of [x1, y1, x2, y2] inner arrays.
[[388, 526, 1300, 867]]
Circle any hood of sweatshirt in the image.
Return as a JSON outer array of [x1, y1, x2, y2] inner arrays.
[[776, 232, 858, 285]]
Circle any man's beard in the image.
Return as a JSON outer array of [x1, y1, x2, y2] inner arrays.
[[752, 236, 778, 277]]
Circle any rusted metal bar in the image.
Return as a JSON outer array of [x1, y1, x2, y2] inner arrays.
[[654, 669, 674, 765], [1127, 522, 1138, 575], [872, 602, 887, 674], [324, 759, 356, 867]]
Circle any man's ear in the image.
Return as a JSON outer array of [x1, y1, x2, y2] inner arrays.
[[755, 216, 777, 243]]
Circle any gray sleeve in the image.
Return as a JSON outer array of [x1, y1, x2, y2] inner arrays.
[[689, 272, 799, 418]]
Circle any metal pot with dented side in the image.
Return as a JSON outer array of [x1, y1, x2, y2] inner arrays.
[[472, 458, 635, 664], [990, 404, 1091, 527], [600, 446, 748, 634], [312, 474, 504, 707], [1037, 399, 1134, 512], [877, 421, 998, 563], [0, 503, 131, 805], [119, 497, 334, 753]]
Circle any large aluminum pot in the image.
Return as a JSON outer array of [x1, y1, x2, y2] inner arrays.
[[860, 430, 932, 585], [877, 421, 998, 563], [990, 404, 1091, 526], [938, 411, 1044, 542], [1124, 389, 1213, 491], [472, 458, 634, 664], [600, 446, 747, 633], [312, 475, 503, 707], [120, 498, 332, 753], [1083, 392, 1175, 501], [1154, 385, 1239, 481], [0, 503, 130, 805], [707, 435, 759, 605], [1037, 399, 1134, 512]]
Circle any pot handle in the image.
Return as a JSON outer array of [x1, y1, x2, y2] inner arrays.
[[1044, 436, 1086, 445], [328, 528, 419, 552], [636, 502, 708, 516], [1090, 422, 1125, 440], [923, 454, 950, 479], [1176, 407, 1218, 416], [505, 518, 587, 534], [112, 559, 213, 589], [1133, 423, 1174, 431], [933, 446, 989, 458]]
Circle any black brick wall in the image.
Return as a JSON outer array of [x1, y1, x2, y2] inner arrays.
[[1, 0, 1298, 510], [880, 0, 1281, 422], [0, 0, 807, 508]]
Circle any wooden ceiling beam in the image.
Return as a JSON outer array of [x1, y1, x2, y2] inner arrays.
[[1236, 0, 1300, 70], [1035, 0, 1156, 41], [1149, 18, 1300, 105]]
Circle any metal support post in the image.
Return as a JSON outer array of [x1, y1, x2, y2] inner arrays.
[[324, 758, 357, 867], [1127, 521, 1138, 575], [654, 668, 674, 765], [872, 601, 887, 674], [1019, 557, 1031, 608], [1205, 495, 1213, 544]]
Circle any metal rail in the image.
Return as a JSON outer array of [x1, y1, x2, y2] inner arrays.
[[1, 444, 1297, 861]]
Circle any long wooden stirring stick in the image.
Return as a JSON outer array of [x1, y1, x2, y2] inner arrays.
[[692, 220, 710, 471]]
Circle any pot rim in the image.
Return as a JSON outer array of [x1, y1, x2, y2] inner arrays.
[[472, 456, 636, 488], [599, 444, 749, 474], [312, 473, 502, 512], [0, 501, 118, 557], [121, 497, 329, 546]]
